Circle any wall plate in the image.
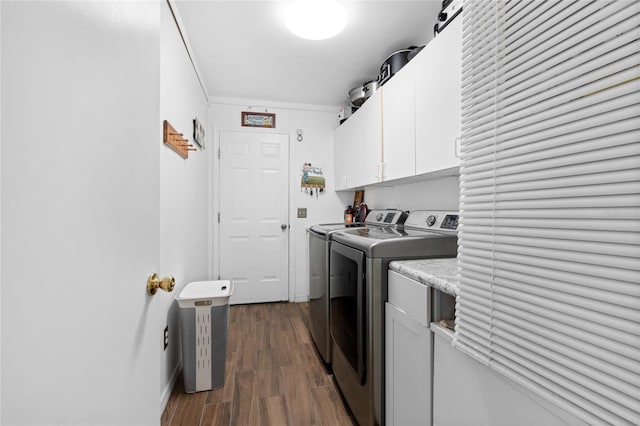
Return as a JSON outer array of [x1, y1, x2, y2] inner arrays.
[[164, 326, 169, 351]]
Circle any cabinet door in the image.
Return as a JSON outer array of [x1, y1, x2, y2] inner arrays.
[[382, 58, 417, 181], [334, 115, 356, 190], [416, 16, 462, 175], [353, 90, 383, 187], [385, 302, 432, 426], [333, 90, 383, 189]]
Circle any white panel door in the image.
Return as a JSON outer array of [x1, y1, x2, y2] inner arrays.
[[219, 131, 289, 304], [2, 2, 161, 424]]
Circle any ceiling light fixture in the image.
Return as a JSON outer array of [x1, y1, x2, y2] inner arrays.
[[285, 0, 347, 41]]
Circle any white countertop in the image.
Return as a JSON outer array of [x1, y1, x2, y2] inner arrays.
[[389, 258, 459, 296]]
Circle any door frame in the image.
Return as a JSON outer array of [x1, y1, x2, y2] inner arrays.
[[211, 126, 294, 303]]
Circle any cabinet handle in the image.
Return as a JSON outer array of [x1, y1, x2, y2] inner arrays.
[[454, 136, 461, 159], [376, 164, 386, 182]]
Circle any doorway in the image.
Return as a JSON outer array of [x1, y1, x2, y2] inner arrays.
[[218, 130, 290, 304]]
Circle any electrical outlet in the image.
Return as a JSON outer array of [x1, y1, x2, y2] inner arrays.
[[297, 207, 307, 218], [164, 326, 169, 351]]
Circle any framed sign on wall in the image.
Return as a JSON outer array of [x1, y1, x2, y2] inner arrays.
[[241, 111, 276, 128], [193, 117, 205, 148]]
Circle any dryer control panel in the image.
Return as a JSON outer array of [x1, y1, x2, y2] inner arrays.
[[404, 210, 459, 232], [365, 209, 408, 226]]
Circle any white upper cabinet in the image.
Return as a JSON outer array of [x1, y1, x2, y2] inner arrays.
[[415, 16, 462, 174], [334, 89, 383, 190], [381, 57, 417, 181], [333, 16, 462, 190]]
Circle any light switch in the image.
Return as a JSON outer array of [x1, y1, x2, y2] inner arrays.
[[297, 208, 307, 218]]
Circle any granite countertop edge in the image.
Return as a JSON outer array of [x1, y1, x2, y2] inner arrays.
[[389, 258, 459, 296]]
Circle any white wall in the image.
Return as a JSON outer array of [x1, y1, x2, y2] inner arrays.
[[158, 2, 210, 409], [209, 99, 344, 302], [363, 175, 460, 212]]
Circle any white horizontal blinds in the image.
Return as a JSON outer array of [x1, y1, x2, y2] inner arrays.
[[456, 0, 640, 425], [456, 0, 500, 365]]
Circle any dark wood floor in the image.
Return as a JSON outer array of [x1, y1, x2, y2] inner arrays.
[[161, 302, 355, 426]]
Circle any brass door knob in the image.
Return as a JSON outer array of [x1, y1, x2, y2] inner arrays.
[[147, 273, 175, 296]]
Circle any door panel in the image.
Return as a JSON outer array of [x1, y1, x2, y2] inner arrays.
[[1, 2, 161, 424], [219, 131, 289, 304], [229, 168, 250, 217], [229, 236, 251, 286]]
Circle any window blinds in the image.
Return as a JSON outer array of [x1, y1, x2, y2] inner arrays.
[[455, 1, 640, 425]]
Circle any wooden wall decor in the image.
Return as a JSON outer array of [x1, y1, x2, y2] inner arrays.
[[163, 120, 196, 159]]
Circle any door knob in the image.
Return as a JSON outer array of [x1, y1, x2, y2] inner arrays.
[[147, 273, 175, 296], [281, 224, 288, 230]]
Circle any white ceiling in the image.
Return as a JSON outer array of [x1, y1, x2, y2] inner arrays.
[[173, 0, 443, 107]]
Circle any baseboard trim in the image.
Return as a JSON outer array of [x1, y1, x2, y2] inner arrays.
[[160, 361, 182, 413]]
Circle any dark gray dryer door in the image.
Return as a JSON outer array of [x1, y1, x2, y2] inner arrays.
[[330, 241, 366, 384]]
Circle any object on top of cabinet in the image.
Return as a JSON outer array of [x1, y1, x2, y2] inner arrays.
[[434, 0, 462, 35], [379, 46, 421, 86], [349, 85, 367, 107]]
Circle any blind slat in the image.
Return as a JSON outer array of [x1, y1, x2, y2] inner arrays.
[[459, 248, 640, 295], [459, 206, 640, 220], [464, 94, 639, 146], [462, 115, 639, 160], [501, 3, 639, 89], [464, 142, 640, 186]]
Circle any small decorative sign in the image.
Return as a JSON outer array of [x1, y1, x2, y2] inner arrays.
[[193, 117, 205, 148], [242, 111, 276, 128], [301, 163, 325, 198]]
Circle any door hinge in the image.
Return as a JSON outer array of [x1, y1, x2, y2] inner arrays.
[[217, 148, 220, 159], [217, 212, 220, 223]]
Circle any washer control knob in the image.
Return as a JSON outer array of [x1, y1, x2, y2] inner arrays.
[[426, 215, 437, 226], [376, 213, 384, 221]]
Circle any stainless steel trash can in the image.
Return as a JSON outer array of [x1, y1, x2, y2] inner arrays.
[[175, 280, 233, 393]]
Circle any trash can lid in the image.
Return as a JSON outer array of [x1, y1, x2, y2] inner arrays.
[[176, 280, 233, 302]]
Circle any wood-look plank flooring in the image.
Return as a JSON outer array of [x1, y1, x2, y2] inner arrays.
[[161, 302, 355, 426]]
